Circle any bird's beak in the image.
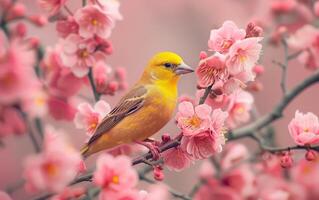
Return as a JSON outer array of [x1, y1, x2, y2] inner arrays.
[[174, 62, 194, 75]]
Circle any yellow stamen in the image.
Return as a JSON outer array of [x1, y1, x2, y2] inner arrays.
[[236, 106, 245, 114], [304, 128, 309, 132], [35, 97, 45, 106], [43, 163, 58, 177], [186, 116, 202, 128], [112, 175, 119, 184], [91, 19, 98, 26], [80, 50, 89, 58]]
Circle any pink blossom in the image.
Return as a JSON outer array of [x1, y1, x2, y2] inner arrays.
[[270, 0, 297, 14], [93, 61, 112, 93], [288, 110, 319, 145], [91, 0, 123, 21], [287, 25, 319, 70], [196, 54, 227, 87], [145, 184, 169, 200], [61, 34, 105, 77], [93, 154, 138, 192], [51, 187, 86, 200], [226, 37, 263, 76], [208, 20, 246, 54], [74, 5, 115, 39], [41, 46, 85, 98], [0, 38, 36, 104], [74, 100, 111, 136], [0, 106, 26, 137], [56, 17, 79, 38], [23, 127, 82, 193], [221, 143, 249, 170], [162, 146, 192, 171], [226, 89, 254, 128], [221, 165, 255, 197], [176, 101, 212, 136], [194, 184, 241, 200], [181, 109, 228, 159], [199, 160, 216, 180], [107, 144, 145, 157], [99, 189, 145, 200], [38, 0, 67, 15], [47, 95, 76, 121], [0, 191, 12, 200], [21, 85, 48, 118], [314, 1, 319, 17]]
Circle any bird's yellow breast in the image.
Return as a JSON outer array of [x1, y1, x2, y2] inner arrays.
[[89, 81, 178, 153]]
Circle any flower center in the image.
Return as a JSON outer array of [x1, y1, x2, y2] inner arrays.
[[234, 104, 245, 114], [79, 49, 89, 58], [91, 19, 98, 26], [43, 162, 58, 177], [304, 128, 309, 133], [186, 116, 202, 128], [112, 175, 119, 184], [35, 97, 45, 106], [221, 39, 233, 50]]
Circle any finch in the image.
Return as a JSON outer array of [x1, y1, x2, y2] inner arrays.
[[81, 51, 193, 158]]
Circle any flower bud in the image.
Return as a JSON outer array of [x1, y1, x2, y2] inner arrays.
[[305, 150, 317, 161], [28, 15, 48, 27], [280, 152, 293, 168], [253, 65, 265, 76], [161, 134, 171, 143], [28, 37, 40, 49], [14, 22, 27, 37], [199, 51, 207, 60], [7, 3, 25, 20], [245, 22, 263, 38], [153, 165, 164, 181]]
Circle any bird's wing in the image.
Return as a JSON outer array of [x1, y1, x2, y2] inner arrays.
[[87, 85, 147, 145]]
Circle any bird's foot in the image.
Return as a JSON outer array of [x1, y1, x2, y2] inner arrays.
[[135, 140, 160, 161]]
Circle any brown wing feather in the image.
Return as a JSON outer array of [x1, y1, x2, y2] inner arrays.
[[87, 85, 147, 145]]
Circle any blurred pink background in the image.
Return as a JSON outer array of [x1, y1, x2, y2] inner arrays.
[[1, 0, 319, 199]]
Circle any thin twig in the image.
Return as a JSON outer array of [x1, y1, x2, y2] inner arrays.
[[280, 39, 289, 95], [199, 84, 213, 105], [88, 68, 100, 102]]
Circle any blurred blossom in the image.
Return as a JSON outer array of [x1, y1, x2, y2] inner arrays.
[[287, 25, 319, 70], [199, 160, 215, 180], [21, 85, 48, 118], [99, 189, 145, 200], [162, 146, 192, 171], [23, 126, 82, 193], [38, 0, 68, 16], [107, 144, 145, 157], [292, 159, 319, 198], [93, 154, 138, 196], [60, 34, 106, 77], [144, 184, 169, 200], [0, 36, 36, 104], [47, 96, 76, 121], [41, 46, 85, 98], [51, 187, 86, 200], [0, 191, 12, 200], [56, 16, 79, 39], [288, 110, 319, 146], [0, 106, 26, 137], [221, 143, 249, 170], [74, 100, 111, 136], [270, 0, 297, 14], [74, 5, 114, 39], [90, 0, 123, 21], [194, 183, 241, 200], [208, 20, 245, 54], [226, 89, 254, 129]]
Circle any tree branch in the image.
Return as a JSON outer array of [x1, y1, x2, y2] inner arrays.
[[88, 68, 100, 102], [228, 70, 319, 140]]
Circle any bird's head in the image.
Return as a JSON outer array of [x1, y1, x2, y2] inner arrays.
[[141, 52, 194, 83]]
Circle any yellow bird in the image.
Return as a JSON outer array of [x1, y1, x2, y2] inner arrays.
[[81, 52, 193, 158]]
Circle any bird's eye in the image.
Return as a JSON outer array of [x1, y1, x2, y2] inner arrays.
[[164, 63, 172, 68]]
